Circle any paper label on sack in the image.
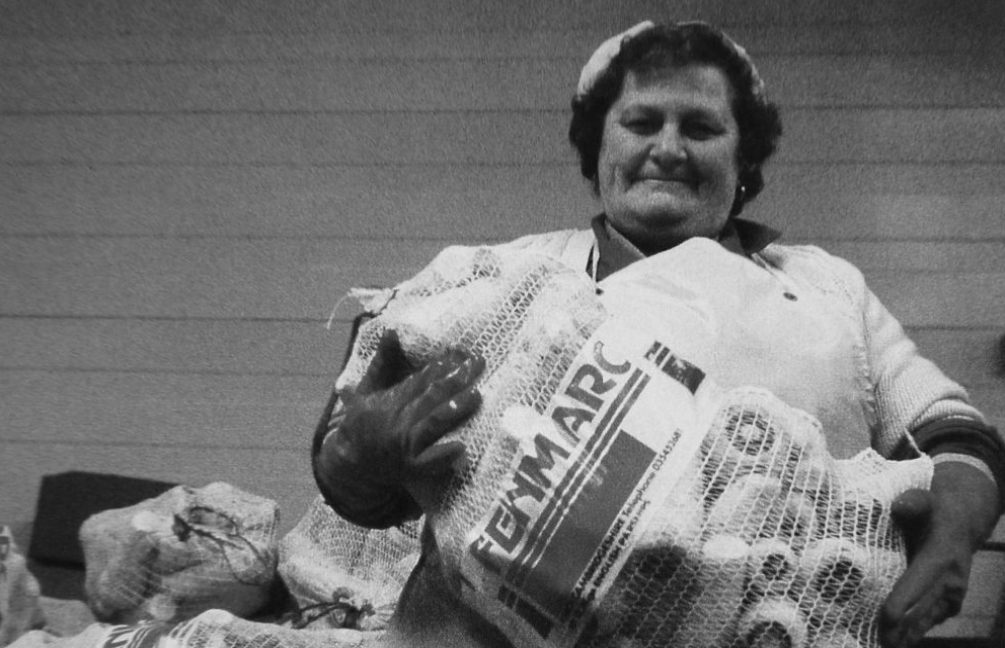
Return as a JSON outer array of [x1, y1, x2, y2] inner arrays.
[[99, 624, 186, 648], [459, 316, 720, 648], [97, 612, 233, 648]]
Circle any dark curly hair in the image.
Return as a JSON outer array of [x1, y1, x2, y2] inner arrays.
[[569, 22, 782, 216]]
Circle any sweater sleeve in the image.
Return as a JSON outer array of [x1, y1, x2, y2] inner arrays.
[[911, 417, 1005, 514], [858, 273, 985, 451], [853, 260, 1005, 506]]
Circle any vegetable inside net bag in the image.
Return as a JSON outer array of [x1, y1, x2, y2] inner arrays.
[[7, 609, 384, 648], [79, 483, 279, 625], [277, 497, 421, 631], [334, 245, 932, 648]]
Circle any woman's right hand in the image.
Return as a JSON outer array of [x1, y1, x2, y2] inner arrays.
[[312, 329, 485, 527]]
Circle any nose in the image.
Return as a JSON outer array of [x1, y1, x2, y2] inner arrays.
[[650, 125, 686, 163]]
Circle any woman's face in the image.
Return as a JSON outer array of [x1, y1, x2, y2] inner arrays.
[[597, 64, 740, 254]]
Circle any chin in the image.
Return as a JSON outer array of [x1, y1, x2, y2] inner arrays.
[[638, 189, 698, 214], [634, 204, 693, 229]]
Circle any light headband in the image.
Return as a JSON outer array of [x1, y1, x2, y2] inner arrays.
[[576, 20, 654, 97], [575, 20, 765, 100]]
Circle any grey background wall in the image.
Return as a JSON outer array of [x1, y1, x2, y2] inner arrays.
[[1, 0, 1003, 638]]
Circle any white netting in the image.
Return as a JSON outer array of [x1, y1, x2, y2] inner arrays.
[[8, 610, 384, 648], [277, 497, 420, 631], [78, 483, 279, 625], [585, 407, 927, 648], [333, 245, 932, 648], [32, 245, 931, 648], [338, 247, 610, 551], [0, 526, 45, 647]]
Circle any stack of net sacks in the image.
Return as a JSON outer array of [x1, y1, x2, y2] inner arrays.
[[10, 494, 406, 648], [277, 496, 421, 631], [79, 482, 280, 625], [335, 245, 933, 648], [7, 609, 386, 648]]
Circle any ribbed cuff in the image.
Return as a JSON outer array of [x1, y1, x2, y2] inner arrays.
[[912, 418, 1005, 514], [932, 453, 997, 485]]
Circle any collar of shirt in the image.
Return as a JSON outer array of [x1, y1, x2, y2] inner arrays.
[[588, 213, 781, 281]]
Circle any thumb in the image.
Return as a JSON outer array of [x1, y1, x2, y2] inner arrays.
[[357, 328, 413, 394], [891, 488, 933, 559], [891, 489, 933, 526]]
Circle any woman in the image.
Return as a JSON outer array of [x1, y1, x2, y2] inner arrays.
[[312, 21, 1004, 648]]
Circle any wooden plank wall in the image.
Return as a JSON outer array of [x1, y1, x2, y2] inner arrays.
[[1, 0, 1003, 638]]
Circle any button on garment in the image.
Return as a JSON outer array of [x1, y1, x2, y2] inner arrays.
[[596, 237, 870, 458]]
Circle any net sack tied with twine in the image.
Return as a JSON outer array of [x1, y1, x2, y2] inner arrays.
[[333, 245, 932, 648], [79, 483, 279, 625]]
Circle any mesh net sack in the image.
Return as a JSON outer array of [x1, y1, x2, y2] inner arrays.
[[1, 525, 46, 647], [79, 483, 279, 625], [7, 610, 384, 648], [14, 501, 416, 648], [334, 245, 933, 648], [277, 496, 421, 631]]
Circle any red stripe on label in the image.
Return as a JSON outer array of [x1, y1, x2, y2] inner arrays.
[[521, 429, 655, 619]]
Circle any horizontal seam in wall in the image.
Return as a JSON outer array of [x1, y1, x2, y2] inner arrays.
[[0, 364, 331, 378], [4, 233, 1005, 245], [3, 160, 1005, 168], [2, 105, 1004, 117], [0, 437, 304, 451]]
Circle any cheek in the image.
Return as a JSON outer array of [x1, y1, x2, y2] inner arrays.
[[596, 129, 619, 176], [597, 125, 643, 181], [596, 146, 625, 199], [702, 143, 740, 187]]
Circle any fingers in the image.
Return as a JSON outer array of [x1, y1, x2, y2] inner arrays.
[[881, 583, 959, 648], [890, 489, 934, 559], [880, 530, 968, 648], [343, 340, 483, 491], [881, 573, 939, 647], [401, 349, 486, 415], [412, 386, 483, 451], [377, 350, 482, 465]]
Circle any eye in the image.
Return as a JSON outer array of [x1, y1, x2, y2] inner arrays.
[[682, 119, 721, 140], [619, 110, 661, 135]]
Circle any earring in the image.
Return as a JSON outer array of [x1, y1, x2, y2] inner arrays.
[[730, 185, 747, 216]]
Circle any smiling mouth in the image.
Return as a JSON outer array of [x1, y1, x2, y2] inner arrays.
[[637, 177, 697, 189]]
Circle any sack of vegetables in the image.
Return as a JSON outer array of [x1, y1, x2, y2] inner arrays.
[[331, 245, 932, 648]]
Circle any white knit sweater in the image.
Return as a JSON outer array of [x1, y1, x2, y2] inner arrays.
[[492, 228, 985, 461]]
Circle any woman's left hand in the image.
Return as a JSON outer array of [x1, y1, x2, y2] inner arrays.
[[879, 461, 1001, 648]]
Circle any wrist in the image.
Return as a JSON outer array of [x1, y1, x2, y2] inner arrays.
[[930, 460, 1001, 549]]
